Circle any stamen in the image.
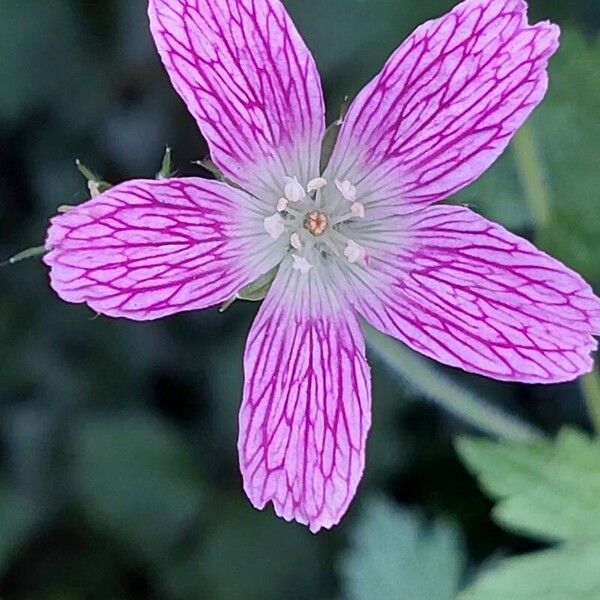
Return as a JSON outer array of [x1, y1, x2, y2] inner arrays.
[[344, 240, 367, 264], [351, 202, 366, 218], [264, 213, 285, 240], [290, 232, 302, 249], [277, 197, 288, 212], [285, 206, 304, 219], [322, 236, 340, 257], [330, 203, 365, 226], [284, 177, 306, 203], [292, 255, 313, 274], [307, 177, 328, 193], [335, 179, 357, 202]]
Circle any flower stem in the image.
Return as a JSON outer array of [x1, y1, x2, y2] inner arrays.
[[581, 369, 600, 435], [365, 325, 544, 443], [513, 123, 600, 435], [512, 121, 551, 230]]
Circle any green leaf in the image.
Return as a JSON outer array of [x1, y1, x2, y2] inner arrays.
[[459, 542, 600, 600], [339, 496, 465, 600], [72, 413, 204, 562], [457, 428, 600, 543]]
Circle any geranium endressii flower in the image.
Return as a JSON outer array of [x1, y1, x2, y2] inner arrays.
[[44, 0, 600, 531]]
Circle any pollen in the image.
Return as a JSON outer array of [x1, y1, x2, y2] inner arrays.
[[351, 202, 365, 218], [335, 179, 358, 202], [284, 177, 306, 203], [290, 232, 302, 249], [264, 213, 285, 240], [307, 177, 328, 193], [292, 255, 313, 274], [344, 240, 367, 264], [305, 211, 328, 236]]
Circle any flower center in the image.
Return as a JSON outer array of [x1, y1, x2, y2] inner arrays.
[[263, 177, 367, 273], [305, 211, 328, 236]]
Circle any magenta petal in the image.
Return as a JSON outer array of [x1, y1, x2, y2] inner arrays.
[[44, 178, 279, 320], [239, 260, 372, 532], [345, 206, 600, 383], [325, 0, 559, 216], [148, 0, 325, 198]]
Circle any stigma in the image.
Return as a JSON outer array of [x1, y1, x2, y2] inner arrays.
[[305, 211, 328, 236]]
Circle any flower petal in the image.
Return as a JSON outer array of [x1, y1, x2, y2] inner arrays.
[[239, 259, 371, 532], [342, 206, 600, 383], [149, 0, 325, 200], [325, 0, 559, 216], [44, 178, 282, 320]]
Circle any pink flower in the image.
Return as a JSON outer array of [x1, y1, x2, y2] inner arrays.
[[44, 0, 600, 532]]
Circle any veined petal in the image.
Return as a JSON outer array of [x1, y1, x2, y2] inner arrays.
[[342, 206, 600, 384], [149, 0, 325, 200], [239, 259, 371, 532], [325, 0, 559, 216], [44, 178, 282, 320]]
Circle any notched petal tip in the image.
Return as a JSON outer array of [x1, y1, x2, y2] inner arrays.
[[326, 0, 562, 215], [243, 472, 361, 533], [346, 205, 600, 384], [242, 475, 359, 534]]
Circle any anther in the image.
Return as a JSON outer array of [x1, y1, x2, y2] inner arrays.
[[290, 232, 302, 249], [336, 179, 357, 202], [344, 240, 366, 264], [277, 197, 288, 212], [264, 213, 285, 240], [284, 177, 306, 203], [292, 255, 313, 274], [351, 202, 365, 218], [307, 177, 328, 193]]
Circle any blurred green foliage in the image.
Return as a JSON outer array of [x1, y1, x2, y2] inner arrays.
[[458, 429, 600, 543], [339, 497, 464, 600], [458, 429, 600, 598], [0, 0, 599, 599], [461, 541, 600, 600]]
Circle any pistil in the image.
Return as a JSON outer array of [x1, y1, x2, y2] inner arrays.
[[263, 176, 367, 270], [305, 211, 328, 236]]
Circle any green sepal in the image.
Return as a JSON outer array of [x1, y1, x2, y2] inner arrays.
[[75, 159, 112, 195], [194, 157, 226, 181], [320, 96, 349, 173], [236, 266, 279, 302], [193, 157, 244, 191], [1, 244, 48, 267], [156, 146, 176, 180]]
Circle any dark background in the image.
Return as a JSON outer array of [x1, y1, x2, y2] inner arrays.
[[1, 1, 599, 598]]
